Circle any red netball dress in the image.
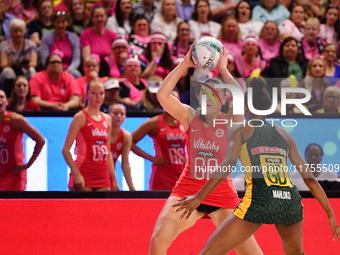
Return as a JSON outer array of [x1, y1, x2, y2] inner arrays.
[[149, 114, 187, 190], [69, 109, 111, 188], [0, 111, 27, 191], [171, 113, 239, 208], [111, 128, 124, 165]]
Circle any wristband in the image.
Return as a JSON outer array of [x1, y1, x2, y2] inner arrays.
[[153, 58, 160, 64]]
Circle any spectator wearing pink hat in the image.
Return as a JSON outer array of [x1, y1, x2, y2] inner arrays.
[[119, 58, 148, 108], [234, 35, 266, 78], [76, 54, 107, 108], [103, 37, 130, 78], [55, 0, 69, 12], [258, 21, 280, 64], [140, 32, 173, 80], [171, 21, 193, 59], [150, 0, 182, 45], [80, 6, 117, 77], [218, 17, 243, 60], [40, 11, 81, 78], [30, 52, 80, 111], [128, 14, 151, 56]]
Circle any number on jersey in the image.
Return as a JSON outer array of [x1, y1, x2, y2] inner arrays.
[[194, 157, 218, 180], [0, 148, 9, 164], [92, 145, 109, 161]]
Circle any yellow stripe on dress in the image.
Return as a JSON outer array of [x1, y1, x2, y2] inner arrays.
[[234, 142, 253, 219]]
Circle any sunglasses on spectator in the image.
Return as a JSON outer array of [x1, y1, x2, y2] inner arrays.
[[49, 61, 62, 65]]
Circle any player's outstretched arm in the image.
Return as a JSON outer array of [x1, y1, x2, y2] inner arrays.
[[287, 132, 340, 241], [171, 125, 242, 219], [157, 45, 196, 130]]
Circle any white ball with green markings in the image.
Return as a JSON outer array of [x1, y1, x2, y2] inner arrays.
[[192, 37, 223, 70]]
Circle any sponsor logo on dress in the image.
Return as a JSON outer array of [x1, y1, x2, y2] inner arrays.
[[116, 142, 123, 150], [198, 151, 215, 157], [251, 146, 287, 157], [215, 128, 224, 138], [166, 133, 185, 141], [3, 125, 10, 133], [103, 121, 108, 129], [272, 190, 291, 200], [92, 128, 108, 138], [179, 125, 185, 132], [191, 129, 199, 132], [194, 138, 219, 152], [95, 140, 105, 145]]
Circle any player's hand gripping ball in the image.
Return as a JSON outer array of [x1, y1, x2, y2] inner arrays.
[[192, 37, 223, 70]]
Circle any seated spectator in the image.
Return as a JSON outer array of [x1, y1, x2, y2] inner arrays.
[[188, 0, 221, 40], [319, 4, 339, 45], [119, 58, 148, 108], [275, 77, 307, 114], [140, 32, 173, 80], [0, 1, 16, 44], [173, 58, 191, 99], [218, 17, 243, 60], [258, 21, 280, 63], [176, 0, 194, 22], [265, 37, 308, 80], [322, 43, 340, 85], [30, 52, 80, 111], [76, 54, 107, 108], [132, 0, 160, 23], [236, 0, 264, 40], [28, 0, 54, 47], [289, 143, 338, 191], [128, 14, 151, 56], [90, 0, 116, 17], [106, 0, 133, 37], [103, 37, 129, 78], [171, 21, 192, 59], [150, 0, 182, 45], [100, 79, 122, 112], [6, 76, 40, 111], [278, 4, 306, 41], [315, 86, 340, 113], [304, 0, 325, 19], [80, 6, 117, 77], [55, 0, 69, 12], [134, 76, 163, 111], [252, 0, 290, 26], [298, 17, 327, 60], [40, 11, 81, 78], [7, 0, 38, 25], [299, 56, 332, 112], [67, 0, 90, 37], [0, 18, 37, 98], [234, 35, 266, 78]]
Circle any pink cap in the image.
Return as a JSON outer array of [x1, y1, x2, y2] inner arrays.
[[150, 31, 167, 43], [89, 53, 100, 63], [243, 35, 258, 46], [51, 49, 64, 59]]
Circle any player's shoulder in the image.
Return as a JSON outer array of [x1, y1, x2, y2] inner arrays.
[[274, 125, 292, 146]]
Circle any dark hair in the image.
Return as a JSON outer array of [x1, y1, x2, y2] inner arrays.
[[131, 14, 149, 34], [54, 10, 69, 22], [245, 78, 272, 111], [37, 0, 54, 20], [7, 76, 31, 111], [235, 0, 253, 20], [144, 42, 173, 70], [322, 43, 338, 59], [191, 0, 212, 21], [44, 53, 62, 69], [23, 0, 38, 10], [305, 143, 323, 157], [68, 0, 89, 28], [91, 5, 106, 18], [115, 0, 133, 28], [198, 78, 230, 123], [279, 36, 300, 59], [322, 5, 340, 42]]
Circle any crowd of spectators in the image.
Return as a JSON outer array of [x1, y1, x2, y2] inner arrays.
[[1, 0, 340, 115]]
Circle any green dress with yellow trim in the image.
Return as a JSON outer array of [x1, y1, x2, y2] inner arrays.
[[234, 121, 303, 225]]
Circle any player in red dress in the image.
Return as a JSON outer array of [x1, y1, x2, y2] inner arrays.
[[131, 91, 187, 191], [148, 46, 263, 254], [62, 80, 119, 191], [109, 103, 135, 190], [0, 90, 45, 191]]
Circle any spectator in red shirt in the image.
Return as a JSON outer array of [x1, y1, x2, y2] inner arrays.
[[80, 6, 117, 77], [7, 76, 40, 112], [30, 52, 80, 111]]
